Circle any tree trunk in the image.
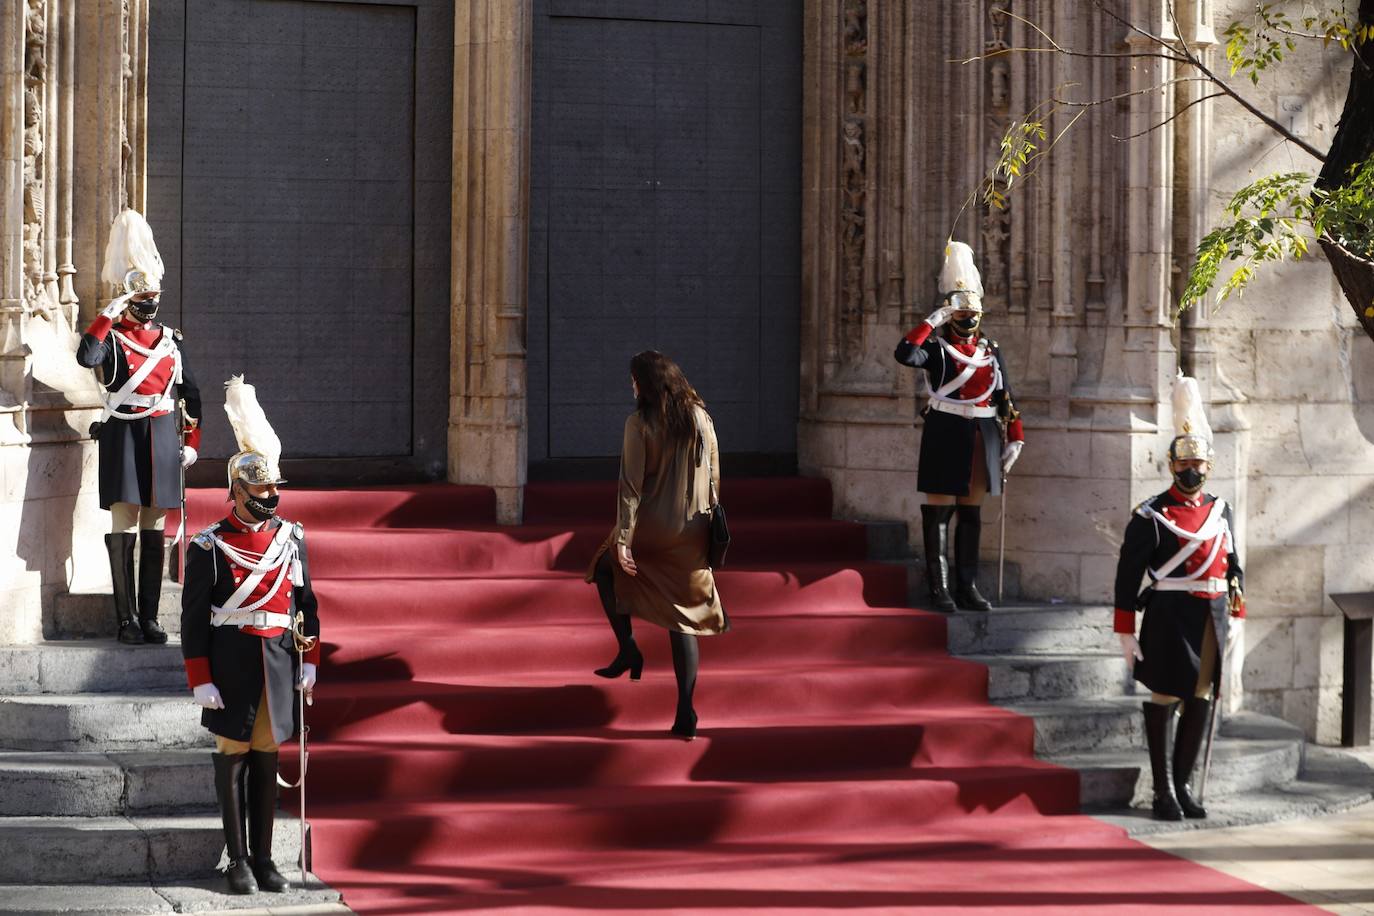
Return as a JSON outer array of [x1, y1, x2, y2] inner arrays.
[[1317, 0, 1374, 341]]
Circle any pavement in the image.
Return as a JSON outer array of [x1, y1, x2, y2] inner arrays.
[[1144, 747, 1374, 915]]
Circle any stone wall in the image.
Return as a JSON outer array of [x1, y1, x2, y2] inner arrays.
[[1207, 0, 1362, 743], [797, 0, 1368, 741], [0, 0, 145, 645]]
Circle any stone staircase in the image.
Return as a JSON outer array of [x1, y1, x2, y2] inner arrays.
[[946, 601, 1374, 834], [857, 517, 1374, 834], [0, 578, 345, 913]]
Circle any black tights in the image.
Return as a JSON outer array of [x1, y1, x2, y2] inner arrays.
[[593, 552, 699, 712]]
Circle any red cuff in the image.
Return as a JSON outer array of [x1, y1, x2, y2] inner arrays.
[[185, 656, 212, 689], [1007, 418, 1024, 442], [305, 641, 321, 666], [903, 323, 933, 346], [1231, 598, 1246, 619], [85, 315, 113, 340], [1113, 608, 1136, 634], [185, 426, 202, 450]]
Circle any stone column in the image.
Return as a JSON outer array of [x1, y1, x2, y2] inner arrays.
[[449, 0, 532, 524]]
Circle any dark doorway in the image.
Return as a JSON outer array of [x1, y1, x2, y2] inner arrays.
[[147, 0, 452, 484], [528, 0, 801, 474]]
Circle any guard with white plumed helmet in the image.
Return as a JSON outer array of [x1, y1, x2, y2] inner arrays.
[[76, 209, 202, 645], [1112, 373, 1246, 821], [181, 377, 321, 895], [894, 240, 1025, 613]]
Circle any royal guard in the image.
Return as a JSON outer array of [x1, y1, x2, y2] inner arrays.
[[894, 241, 1024, 612], [1113, 374, 1245, 821], [182, 377, 320, 895], [77, 210, 202, 645]]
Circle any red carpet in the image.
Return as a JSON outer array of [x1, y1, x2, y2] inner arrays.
[[184, 481, 1319, 914]]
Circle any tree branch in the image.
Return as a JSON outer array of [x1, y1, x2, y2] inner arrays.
[[1112, 92, 1227, 142], [1053, 76, 1213, 109]]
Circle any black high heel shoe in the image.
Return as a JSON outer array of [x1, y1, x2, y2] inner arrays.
[[594, 646, 643, 680], [670, 708, 698, 740]]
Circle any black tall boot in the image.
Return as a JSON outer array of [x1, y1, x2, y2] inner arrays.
[[920, 505, 956, 612], [1173, 697, 1212, 819], [248, 750, 291, 892], [592, 556, 643, 680], [669, 631, 699, 740], [137, 531, 168, 644], [954, 505, 993, 611], [1142, 701, 1183, 821], [212, 753, 258, 895], [105, 533, 143, 645]]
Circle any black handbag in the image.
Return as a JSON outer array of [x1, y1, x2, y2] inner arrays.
[[703, 424, 730, 568]]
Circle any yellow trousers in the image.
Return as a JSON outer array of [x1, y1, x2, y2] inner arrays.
[[215, 689, 280, 754]]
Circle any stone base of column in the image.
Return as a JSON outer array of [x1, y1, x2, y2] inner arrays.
[[448, 416, 526, 525]]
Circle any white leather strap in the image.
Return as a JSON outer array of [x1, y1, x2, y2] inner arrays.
[[100, 332, 179, 422], [929, 400, 997, 419], [210, 608, 294, 629], [213, 525, 295, 615], [1153, 577, 1227, 593]]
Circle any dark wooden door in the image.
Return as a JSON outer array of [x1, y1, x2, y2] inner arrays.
[[148, 0, 452, 483], [528, 0, 801, 466]]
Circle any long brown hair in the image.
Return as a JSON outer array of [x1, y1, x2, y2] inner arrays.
[[630, 350, 704, 442]]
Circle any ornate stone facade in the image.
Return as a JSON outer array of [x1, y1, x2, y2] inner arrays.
[[0, 0, 1365, 740]]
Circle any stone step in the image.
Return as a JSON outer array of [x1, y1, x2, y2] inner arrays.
[[0, 693, 208, 752], [0, 814, 309, 884], [0, 750, 212, 816], [1007, 696, 1144, 756], [50, 584, 184, 641], [0, 640, 187, 695], [964, 652, 1131, 703], [947, 603, 1115, 656], [0, 878, 343, 914], [857, 519, 909, 561], [1052, 711, 1306, 809]]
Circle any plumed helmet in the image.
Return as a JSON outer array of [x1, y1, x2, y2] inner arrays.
[[101, 210, 164, 295], [938, 240, 984, 312], [223, 376, 286, 489], [1169, 372, 1214, 462]]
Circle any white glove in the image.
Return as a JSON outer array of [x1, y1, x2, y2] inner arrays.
[[1118, 633, 1143, 666], [298, 662, 317, 701], [926, 305, 954, 328], [100, 293, 134, 321], [193, 683, 225, 710], [181, 445, 198, 469], [1001, 440, 1023, 474]]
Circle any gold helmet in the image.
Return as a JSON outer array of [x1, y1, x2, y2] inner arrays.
[[223, 376, 286, 490]]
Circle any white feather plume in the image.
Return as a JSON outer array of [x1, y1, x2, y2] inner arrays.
[[223, 376, 282, 476], [101, 210, 165, 290], [1171, 371, 1212, 441], [938, 240, 984, 299]]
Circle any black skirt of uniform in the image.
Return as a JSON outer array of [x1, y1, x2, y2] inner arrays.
[[1134, 591, 1227, 699], [96, 411, 181, 510], [202, 626, 300, 746], [917, 409, 1003, 497]]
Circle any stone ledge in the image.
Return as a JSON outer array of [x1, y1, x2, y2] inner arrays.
[[49, 585, 184, 640]]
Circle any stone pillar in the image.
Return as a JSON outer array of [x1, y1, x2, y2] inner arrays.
[[0, 0, 141, 644], [449, 0, 532, 524]]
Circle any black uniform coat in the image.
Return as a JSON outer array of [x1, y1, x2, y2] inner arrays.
[[1113, 489, 1243, 699], [894, 331, 1017, 497], [76, 322, 201, 510], [181, 516, 320, 745]]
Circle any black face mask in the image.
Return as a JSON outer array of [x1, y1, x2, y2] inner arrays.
[[244, 493, 280, 521], [951, 316, 981, 337], [1173, 467, 1206, 493], [128, 297, 160, 321]]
